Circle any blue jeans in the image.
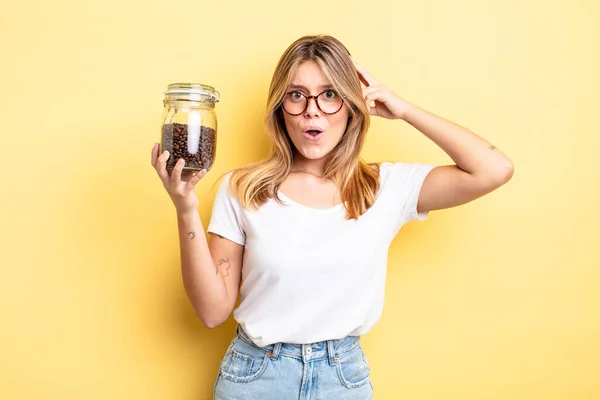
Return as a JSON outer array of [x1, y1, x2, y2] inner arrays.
[[213, 324, 374, 399]]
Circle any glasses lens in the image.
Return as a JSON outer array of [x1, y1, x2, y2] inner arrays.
[[282, 92, 307, 115], [317, 90, 343, 114]]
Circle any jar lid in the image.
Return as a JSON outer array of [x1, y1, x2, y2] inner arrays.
[[164, 83, 220, 103]]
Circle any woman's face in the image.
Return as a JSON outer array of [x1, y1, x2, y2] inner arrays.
[[282, 60, 349, 162]]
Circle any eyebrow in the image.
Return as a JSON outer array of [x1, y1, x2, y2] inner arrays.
[[289, 84, 334, 91]]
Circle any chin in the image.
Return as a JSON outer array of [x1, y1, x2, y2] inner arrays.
[[294, 143, 335, 160], [301, 152, 330, 160]]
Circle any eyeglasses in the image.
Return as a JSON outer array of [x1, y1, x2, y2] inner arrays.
[[282, 89, 345, 116]]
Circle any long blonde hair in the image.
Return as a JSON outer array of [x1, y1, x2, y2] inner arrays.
[[224, 34, 380, 220]]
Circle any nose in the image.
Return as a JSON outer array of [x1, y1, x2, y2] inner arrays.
[[304, 96, 321, 117]]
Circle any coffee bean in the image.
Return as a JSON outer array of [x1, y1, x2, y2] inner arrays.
[[162, 122, 216, 174]]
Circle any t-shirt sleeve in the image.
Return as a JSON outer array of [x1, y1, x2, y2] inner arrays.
[[380, 161, 436, 224], [207, 173, 246, 246]]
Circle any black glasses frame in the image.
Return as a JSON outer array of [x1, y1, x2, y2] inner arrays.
[[281, 89, 345, 116]]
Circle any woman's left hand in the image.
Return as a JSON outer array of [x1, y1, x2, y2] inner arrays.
[[352, 58, 412, 120]]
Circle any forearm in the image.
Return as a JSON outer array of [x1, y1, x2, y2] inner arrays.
[[403, 103, 514, 181], [176, 211, 229, 325]]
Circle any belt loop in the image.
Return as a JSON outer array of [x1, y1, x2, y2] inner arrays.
[[327, 340, 336, 366], [269, 342, 282, 360]]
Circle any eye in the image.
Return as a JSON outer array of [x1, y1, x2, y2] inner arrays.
[[289, 91, 304, 100], [324, 90, 338, 99]]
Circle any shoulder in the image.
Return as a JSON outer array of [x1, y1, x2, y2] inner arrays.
[[211, 170, 239, 202], [378, 161, 436, 190], [378, 161, 430, 177], [214, 169, 239, 190]]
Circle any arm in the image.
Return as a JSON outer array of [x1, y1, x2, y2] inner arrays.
[[176, 211, 243, 329], [352, 58, 514, 213], [402, 104, 514, 213], [151, 144, 243, 329]]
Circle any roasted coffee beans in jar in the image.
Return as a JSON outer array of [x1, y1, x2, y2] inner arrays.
[[161, 83, 220, 175]]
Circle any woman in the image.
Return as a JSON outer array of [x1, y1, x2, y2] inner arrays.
[[150, 35, 513, 400]]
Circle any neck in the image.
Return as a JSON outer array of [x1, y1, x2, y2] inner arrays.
[[291, 152, 327, 178], [290, 168, 325, 179]]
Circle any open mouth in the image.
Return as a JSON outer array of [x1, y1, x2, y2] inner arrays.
[[302, 129, 324, 141]]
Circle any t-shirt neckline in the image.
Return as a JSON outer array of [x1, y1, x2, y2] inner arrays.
[[277, 189, 345, 213]]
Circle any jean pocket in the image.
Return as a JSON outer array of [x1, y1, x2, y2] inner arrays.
[[335, 344, 372, 389], [219, 337, 270, 383]]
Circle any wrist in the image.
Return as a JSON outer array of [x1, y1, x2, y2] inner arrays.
[[400, 102, 418, 122]]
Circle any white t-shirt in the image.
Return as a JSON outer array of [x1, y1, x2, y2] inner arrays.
[[207, 162, 435, 347]]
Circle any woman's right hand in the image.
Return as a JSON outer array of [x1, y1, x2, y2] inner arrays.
[[151, 143, 207, 216]]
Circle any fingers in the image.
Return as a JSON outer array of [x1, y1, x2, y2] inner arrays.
[[362, 86, 384, 115], [151, 143, 159, 168], [186, 169, 207, 191], [155, 149, 170, 184], [171, 157, 185, 187], [351, 58, 379, 87], [362, 86, 380, 99], [153, 144, 206, 191], [364, 93, 377, 116]]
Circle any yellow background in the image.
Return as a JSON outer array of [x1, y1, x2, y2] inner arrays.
[[1, 0, 598, 399]]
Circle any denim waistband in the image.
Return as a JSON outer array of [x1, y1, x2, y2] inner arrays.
[[235, 324, 361, 365]]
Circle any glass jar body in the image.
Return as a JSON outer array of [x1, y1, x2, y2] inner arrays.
[[160, 83, 219, 174]]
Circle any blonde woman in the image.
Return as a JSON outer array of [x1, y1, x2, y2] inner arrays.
[[150, 35, 514, 399]]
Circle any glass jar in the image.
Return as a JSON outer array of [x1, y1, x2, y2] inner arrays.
[[160, 83, 220, 174]]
